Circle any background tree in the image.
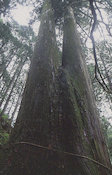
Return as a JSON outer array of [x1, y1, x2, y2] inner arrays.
[[0, 19, 35, 121]]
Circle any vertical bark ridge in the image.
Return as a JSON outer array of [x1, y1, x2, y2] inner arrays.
[[5, 3, 111, 175], [6, 0, 61, 174], [60, 6, 111, 175]]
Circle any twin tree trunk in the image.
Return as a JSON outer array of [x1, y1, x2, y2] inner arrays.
[[6, 0, 111, 175]]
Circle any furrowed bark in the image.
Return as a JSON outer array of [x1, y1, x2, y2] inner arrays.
[[6, 0, 61, 174], [4, 3, 111, 175], [60, 6, 111, 175]]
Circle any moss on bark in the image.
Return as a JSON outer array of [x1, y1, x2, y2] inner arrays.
[[60, 6, 111, 175], [4, 3, 111, 175]]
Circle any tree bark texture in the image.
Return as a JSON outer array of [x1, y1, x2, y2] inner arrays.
[[59, 6, 111, 175], [5, 2, 111, 175]]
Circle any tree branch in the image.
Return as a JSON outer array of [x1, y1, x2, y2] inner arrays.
[[89, 0, 110, 93]]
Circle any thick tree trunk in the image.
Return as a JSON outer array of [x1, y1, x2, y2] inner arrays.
[[6, 0, 60, 174], [5, 2, 111, 175], [60, 7, 111, 175]]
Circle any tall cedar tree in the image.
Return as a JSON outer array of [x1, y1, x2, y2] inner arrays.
[[5, 0, 111, 175]]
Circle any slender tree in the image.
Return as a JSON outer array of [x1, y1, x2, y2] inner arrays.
[[0, 57, 28, 109], [0, 68, 21, 118], [10, 84, 24, 122]]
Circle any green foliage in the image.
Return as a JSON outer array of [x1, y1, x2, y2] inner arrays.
[[0, 131, 9, 145], [0, 113, 10, 145], [2, 113, 9, 122]]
